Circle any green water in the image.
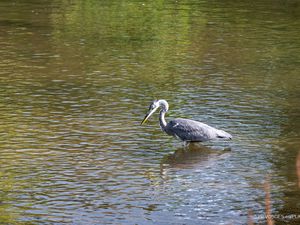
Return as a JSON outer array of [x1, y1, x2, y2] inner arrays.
[[0, 0, 300, 224]]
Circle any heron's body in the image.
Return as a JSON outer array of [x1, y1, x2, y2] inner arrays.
[[141, 99, 232, 142], [164, 118, 231, 142]]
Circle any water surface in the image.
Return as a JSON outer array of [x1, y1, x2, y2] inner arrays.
[[0, 0, 300, 224]]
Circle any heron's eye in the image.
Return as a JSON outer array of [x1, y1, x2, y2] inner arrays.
[[149, 104, 156, 110]]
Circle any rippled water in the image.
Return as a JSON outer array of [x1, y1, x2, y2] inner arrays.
[[0, 0, 300, 224]]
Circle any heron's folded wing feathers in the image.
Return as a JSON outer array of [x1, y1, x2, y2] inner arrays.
[[167, 119, 217, 141]]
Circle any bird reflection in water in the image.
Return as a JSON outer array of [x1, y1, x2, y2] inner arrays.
[[143, 144, 231, 186], [160, 143, 231, 176]]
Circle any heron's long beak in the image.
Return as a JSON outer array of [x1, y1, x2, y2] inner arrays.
[[141, 108, 157, 125]]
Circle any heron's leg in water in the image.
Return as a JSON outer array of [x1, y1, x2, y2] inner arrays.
[[183, 141, 190, 149]]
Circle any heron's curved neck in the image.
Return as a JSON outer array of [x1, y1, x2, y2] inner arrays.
[[159, 110, 167, 131]]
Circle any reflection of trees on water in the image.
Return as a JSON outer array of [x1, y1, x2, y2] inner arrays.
[[271, 77, 300, 224], [0, 172, 24, 224]]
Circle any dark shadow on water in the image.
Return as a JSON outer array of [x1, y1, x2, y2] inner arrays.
[[160, 143, 231, 174]]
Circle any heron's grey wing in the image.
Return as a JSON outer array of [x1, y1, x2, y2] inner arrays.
[[166, 118, 219, 141]]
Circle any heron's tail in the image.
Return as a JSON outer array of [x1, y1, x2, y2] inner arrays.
[[216, 129, 232, 140]]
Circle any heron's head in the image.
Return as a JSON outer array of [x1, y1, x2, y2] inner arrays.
[[141, 100, 160, 125]]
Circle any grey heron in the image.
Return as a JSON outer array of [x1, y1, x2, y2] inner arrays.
[[141, 99, 232, 142]]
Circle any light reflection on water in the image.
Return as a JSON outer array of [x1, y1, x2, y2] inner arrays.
[[0, 0, 300, 224]]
